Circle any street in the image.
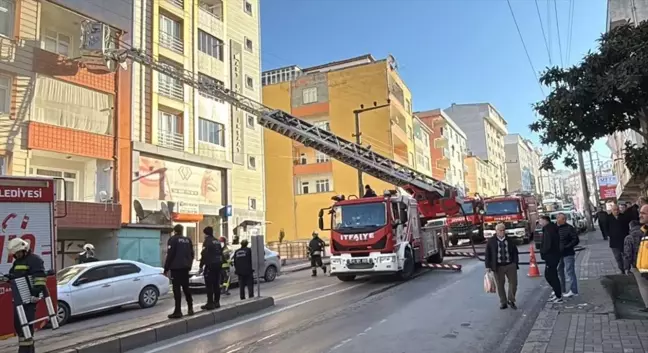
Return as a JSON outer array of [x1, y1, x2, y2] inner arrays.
[[127, 244, 549, 353]]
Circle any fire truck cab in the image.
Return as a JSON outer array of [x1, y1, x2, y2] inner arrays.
[[482, 193, 538, 244]]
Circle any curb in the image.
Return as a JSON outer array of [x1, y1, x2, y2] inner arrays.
[[51, 297, 275, 353], [281, 259, 331, 273]]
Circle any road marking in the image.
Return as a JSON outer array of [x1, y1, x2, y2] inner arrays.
[[142, 282, 366, 353], [330, 338, 352, 351], [257, 332, 278, 342], [363, 327, 372, 333], [274, 283, 340, 301], [378, 319, 387, 325], [225, 348, 242, 353]]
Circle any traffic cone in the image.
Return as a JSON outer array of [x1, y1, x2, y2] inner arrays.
[[528, 242, 541, 277]]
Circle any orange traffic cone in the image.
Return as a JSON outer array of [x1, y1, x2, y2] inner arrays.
[[528, 242, 541, 277]]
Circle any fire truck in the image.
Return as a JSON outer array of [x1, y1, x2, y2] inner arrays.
[[482, 193, 538, 244], [0, 176, 65, 339], [77, 22, 463, 283], [446, 197, 484, 246]]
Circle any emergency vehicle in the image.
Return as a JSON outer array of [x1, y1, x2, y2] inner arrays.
[[0, 176, 65, 339], [482, 193, 538, 243], [446, 197, 484, 245]]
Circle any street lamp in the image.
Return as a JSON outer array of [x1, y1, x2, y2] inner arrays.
[[353, 100, 391, 196]]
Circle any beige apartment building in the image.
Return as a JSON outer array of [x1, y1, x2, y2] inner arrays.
[[504, 133, 535, 193], [413, 115, 433, 176]]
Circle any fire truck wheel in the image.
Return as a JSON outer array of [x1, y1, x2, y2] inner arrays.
[[427, 238, 445, 264], [337, 275, 356, 282], [138, 286, 160, 309], [56, 301, 71, 326], [398, 248, 415, 280]]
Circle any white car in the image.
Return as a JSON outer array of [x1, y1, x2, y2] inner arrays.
[[189, 247, 281, 288], [55, 260, 170, 325]]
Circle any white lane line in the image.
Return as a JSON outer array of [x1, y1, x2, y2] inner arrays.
[[225, 348, 242, 353], [378, 319, 387, 325], [142, 282, 367, 353], [257, 332, 278, 342], [330, 338, 352, 351], [274, 283, 340, 301], [363, 327, 372, 333]]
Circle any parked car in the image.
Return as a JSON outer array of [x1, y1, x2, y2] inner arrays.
[[55, 260, 169, 325], [189, 247, 281, 288]]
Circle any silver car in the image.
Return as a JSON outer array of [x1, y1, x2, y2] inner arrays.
[[188, 247, 281, 288]]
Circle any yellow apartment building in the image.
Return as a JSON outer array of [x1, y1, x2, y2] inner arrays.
[[464, 153, 499, 196], [413, 116, 433, 176], [262, 55, 417, 242]]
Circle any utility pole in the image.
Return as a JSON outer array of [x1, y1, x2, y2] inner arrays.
[[353, 101, 390, 196], [578, 151, 594, 231], [588, 150, 600, 207]]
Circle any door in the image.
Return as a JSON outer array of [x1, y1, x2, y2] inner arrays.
[[69, 266, 117, 314], [110, 263, 144, 304]]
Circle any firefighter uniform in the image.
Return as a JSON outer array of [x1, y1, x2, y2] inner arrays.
[[308, 232, 327, 277], [220, 237, 232, 295], [8, 238, 47, 353]]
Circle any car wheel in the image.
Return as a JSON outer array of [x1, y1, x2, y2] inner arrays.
[[138, 286, 159, 309], [56, 301, 70, 326], [264, 265, 277, 282]]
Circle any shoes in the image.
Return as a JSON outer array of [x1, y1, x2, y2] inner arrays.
[[201, 303, 217, 310], [550, 297, 564, 303], [563, 291, 578, 298], [548, 293, 556, 301], [168, 312, 182, 319], [508, 301, 517, 310], [500, 304, 508, 310], [322, 266, 327, 274], [187, 306, 194, 316]]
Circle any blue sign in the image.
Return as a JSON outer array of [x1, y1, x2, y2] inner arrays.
[[222, 205, 233, 217]]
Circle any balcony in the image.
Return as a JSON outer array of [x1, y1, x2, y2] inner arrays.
[[199, 0, 224, 21], [391, 121, 408, 148], [160, 32, 184, 54], [56, 201, 121, 229], [159, 78, 184, 101], [434, 134, 448, 149], [158, 129, 184, 150], [436, 148, 450, 169], [167, 0, 184, 8], [293, 161, 333, 176]]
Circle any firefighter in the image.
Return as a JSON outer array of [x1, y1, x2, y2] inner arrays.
[[308, 231, 327, 277], [220, 236, 232, 296], [233, 239, 254, 300], [363, 184, 377, 198], [77, 243, 98, 264], [7, 238, 47, 353], [199, 227, 222, 310]]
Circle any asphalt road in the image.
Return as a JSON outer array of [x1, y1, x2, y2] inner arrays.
[[127, 245, 550, 353]]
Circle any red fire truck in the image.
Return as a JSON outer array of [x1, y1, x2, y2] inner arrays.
[[0, 176, 64, 340], [446, 197, 484, 246], [482, 193, 538, 244]]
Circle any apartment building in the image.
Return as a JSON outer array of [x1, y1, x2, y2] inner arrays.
[[504, 134, 535, 193], [413, 116, 432, 176], [464, 153, 498, 196], [262, 54, 417, 242], [416, 109, 467, 192], [531, 147, 543, 194], [129, 0, 265, 254], [444, 103, 508, 194]]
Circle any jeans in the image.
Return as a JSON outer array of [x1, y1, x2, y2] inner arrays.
[[611, 248, 625, 273], [558, 255, 578, 294]]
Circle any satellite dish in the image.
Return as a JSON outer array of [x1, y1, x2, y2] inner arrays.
[[99, 190, 108, 202], [160, 202, 171, 221], [133, 200, 146, 221]]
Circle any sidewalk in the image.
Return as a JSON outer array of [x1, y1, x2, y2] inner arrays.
[[521, 229, 648, 353]]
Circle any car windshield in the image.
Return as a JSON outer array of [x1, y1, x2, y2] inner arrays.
[[333, 202, 386, 230], [57, 266, 87, 285], [460, 201, 474, 214], [485, 200, 520, 216]]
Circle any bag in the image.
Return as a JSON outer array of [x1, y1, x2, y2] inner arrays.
[[636, 236, 648, 273], [484, 272, 496, 293]]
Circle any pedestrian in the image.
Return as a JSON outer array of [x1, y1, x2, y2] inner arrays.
[[220, 236, 232, 296], [164, 224, 195, 318], [626, 197, 648, 224], [557, 213, 580, 298], [308, 231, 327, 277], [6, 238, 47, 353], [233, 239, 254, 300], [199, 226, 222, 310], [363, 184, 377, 198], [484, 222, 519, 309], [539, 215, 563, 303], [605, 204, 631, 274], [596, 208, 609, 240], [623, 205, 648, 312]]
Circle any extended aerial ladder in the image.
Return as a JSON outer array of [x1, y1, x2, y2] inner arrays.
[[79, 22, 463, 219]]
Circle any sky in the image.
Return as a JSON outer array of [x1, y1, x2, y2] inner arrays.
[[259, 0, 610, 170]]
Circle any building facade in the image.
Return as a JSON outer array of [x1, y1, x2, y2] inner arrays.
[[262, 54, 417, 242], [464, 153, 498, 196], [413, 115, 432, 177], [416, 109, 467, 193], [444, 103, 508, 194], [504, 134, 535, 193], [531, 147, 543, 194]]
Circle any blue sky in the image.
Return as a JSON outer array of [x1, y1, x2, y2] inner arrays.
[[259, 0, 609, 169]]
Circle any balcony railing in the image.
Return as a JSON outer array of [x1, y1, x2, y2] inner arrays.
[[159, 79, 184, 101], [167, 0, 184, 8], [159, 32, 184, 53], [158, 130, 184, 150]]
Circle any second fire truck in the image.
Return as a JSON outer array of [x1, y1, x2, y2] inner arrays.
[[482, 193, 538, 244]]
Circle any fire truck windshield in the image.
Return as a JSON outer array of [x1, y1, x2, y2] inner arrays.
[[485, 200, 520, 215], [332, 203, 386, 230], [460, 201, 474, 214]]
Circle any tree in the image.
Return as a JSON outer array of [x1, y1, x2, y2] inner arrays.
[[530, 20, 648, 180]]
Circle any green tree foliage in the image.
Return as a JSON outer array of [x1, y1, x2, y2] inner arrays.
[[530, 21, 648, 179]]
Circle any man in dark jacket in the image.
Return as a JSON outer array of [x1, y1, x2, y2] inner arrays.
[[164, 224, 195, 318], [557, 213, 580, 297], [233, 239, 254, 300], [606, 204, 631, 274], [484, 223, 519, 309], [363, 184, 377, 198], [199, 226, 222, 310], [624, 205, 648, 311], [597, 208, 609, 240], [308, 231, 327, 277], [539, 215, 563, 303]]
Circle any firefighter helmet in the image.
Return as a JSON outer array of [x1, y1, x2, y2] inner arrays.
[[8, 238, 30, 255], [83, 243, 95, 251]]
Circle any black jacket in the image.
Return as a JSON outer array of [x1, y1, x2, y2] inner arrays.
[[9, 253, 47, 297], [606, 214, 631, 249], [558, 223, 579, 256], [484, 236, 519, 271], [233, 247, 253, 276], [164, 234, 194, 272], [540, 222, 561, 263], [78, 253, 99, 264], [597, 211, 609, 236], [626, 205, 640, 224], [199, 235, 223, 269], [308, 237, 326, 255], [364, 189, 377, 197]]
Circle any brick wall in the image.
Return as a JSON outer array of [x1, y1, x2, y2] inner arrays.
[[32, 48, 115, 94], [27, 122, 113, 160], [56, 201, 121, 229]]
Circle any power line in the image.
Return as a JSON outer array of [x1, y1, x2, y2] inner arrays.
[[565, 0, 575, 65], [553, 0, 565, 67], [535, 0, 553, 66], [505, 0, 545, 97]]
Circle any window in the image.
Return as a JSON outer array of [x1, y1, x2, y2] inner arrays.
[[314, 120, 330, 131], [31, 167, 76, 201], [158, 112, 183, 149], [113, 264, 141, 276], [244, 37, 253, 52], [77, 266, 115, 285], [198, 73, 225, 101], [301, 181, 309, 194], [198, 118, 225, 146], [302, 87, 317, 104], [159, 14, 183, 52], [198, 30, 224, 61], [0, 0, 14, 37], [245, 75, 254, 90], [299, 153, 307, 165], [44, 30, 71, 56], [246, 114, 255, 129], [0, 75, 10, 113], [244, 0, 253, 15], [316, 152, 329, 163], [316, 179, 330, 193], [248, 197, 257, 210], [248, 156, 256, 170]]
